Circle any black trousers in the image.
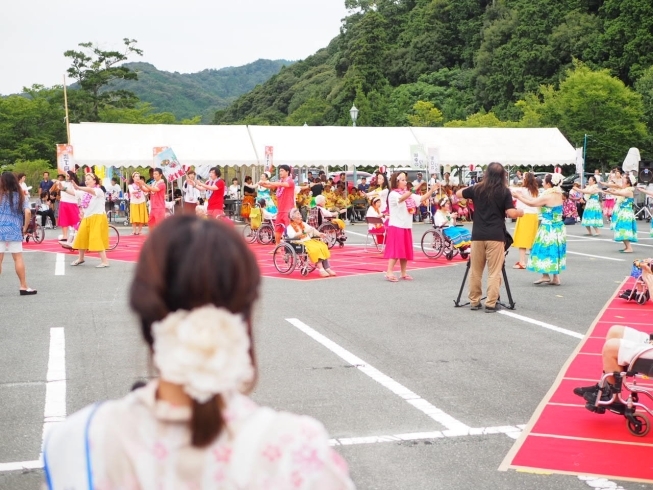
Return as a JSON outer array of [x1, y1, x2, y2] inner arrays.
[[37, 209, 56, 227]]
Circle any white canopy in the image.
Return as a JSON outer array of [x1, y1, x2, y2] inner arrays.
[[410, 127, 576, 167], [70, 123, 258, 168], [246, 125, 421, 168], [69, 123, 576, 169]]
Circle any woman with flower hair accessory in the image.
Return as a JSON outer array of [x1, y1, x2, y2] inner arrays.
[[604, 174, 639, 253], [512, 173, 566, 285], [43, 215, 354, 489], [62, 173, 110, 268]]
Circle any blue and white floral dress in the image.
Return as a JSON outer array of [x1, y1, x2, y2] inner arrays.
[[612, 194, 638, 243], [580, 190, 603, 228], [527, 204, 567, 275]]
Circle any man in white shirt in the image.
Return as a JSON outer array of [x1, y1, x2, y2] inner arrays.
[[412, 172, 425, 190], [594, 169, 602, 183]]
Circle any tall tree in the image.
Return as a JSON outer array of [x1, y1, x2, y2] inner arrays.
[[64, 38, 143, 122], [517, 63, 647, 166]]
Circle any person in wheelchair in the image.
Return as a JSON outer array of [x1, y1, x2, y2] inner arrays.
[[313, 195, 346, 230], [286, 208, 336, 277], [433, 198, 471, 250], [574, 313, 653, 412]]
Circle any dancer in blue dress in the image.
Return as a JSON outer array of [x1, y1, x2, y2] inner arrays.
[[512, 173, 566, 286], [256, 172, 277, 216], [604, 175, 638, 253], [577, 175, 603, 236]]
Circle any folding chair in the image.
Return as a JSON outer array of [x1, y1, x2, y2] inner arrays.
[[365, 216, 386, 252]]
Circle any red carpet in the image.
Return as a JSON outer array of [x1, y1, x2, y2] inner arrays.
[[501, 278, 653, 484], [25, 237, 460, 280]]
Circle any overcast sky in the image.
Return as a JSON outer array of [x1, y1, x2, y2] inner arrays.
[[0, 0, 349, 95]]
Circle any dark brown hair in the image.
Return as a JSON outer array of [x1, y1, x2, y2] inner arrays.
[[474, 162, 507, 202], [523, 172, 539, 198], [0, 171, 25, 214], [130, 215, 261, 447], [389, 171, 407, 190]]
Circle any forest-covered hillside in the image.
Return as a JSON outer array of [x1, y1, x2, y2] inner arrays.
[[213, 0, 653, 166], [109, 59, 292, 121]]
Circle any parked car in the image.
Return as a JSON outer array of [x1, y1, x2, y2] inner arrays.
[[561, 173, 605, 192], [328, 171, 373, 185]]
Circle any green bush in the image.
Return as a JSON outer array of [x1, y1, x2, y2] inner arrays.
[[6, 159, 52, 192]]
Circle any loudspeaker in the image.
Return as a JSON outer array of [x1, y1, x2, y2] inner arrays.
[[640, 161, 653, 183]]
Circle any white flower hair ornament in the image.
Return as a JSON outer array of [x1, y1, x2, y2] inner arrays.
[[152, 305, 255, 403], [549, 173, 564, 186]]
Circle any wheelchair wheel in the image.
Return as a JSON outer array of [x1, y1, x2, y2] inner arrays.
[[33, 224, 45, 244], [257, 224, 274, 245], [272, 243, 297, 274], [445, 250, 454, 261], [319, 223, 338, 249], [107, 225, 120, 251], [242, 224, 256, 244], [626, 413, 650, 437], [421, 230, 444, 259], [460, 250, 469, 260]]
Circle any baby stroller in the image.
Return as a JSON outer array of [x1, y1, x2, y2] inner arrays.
[[308, 207, 347, 249], [619, 260, 652, 305], [421, 225, 471, 260]]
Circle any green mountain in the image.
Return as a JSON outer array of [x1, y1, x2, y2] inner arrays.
[[213, 0, 653, 129], [111, 59, 293, 121]]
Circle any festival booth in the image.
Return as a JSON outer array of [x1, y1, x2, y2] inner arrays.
[[246, 125, 423, 181], [410, 127, 578, 183]]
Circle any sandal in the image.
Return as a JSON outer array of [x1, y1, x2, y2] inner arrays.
[[400, 274, 413, 281], [512, 262, 526, 269], [326, 269, 337, 277], [19, 288, 37, 296], [71, 259, 85, 266], [318, 269, 329, 278], [96, 263, 110, 268], [533, 278, 550, 285], [385, 275, 399, 282], [548, 280, 561, 286]]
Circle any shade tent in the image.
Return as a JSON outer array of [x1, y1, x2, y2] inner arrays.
[[70, 123, 258, 168], [246, 126, 421, 168], [68, 123, 576, 170], [410, 127, 577, 167]]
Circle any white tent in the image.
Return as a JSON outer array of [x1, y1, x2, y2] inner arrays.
[[246, 125, 421, 168], [70, 123, 258, 168], [410, 127, 576, 167], [69, 123, 576, 170]]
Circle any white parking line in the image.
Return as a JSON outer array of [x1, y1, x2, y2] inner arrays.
[[55, 253, 65, 275], [41, 327, 66, 455], [286, 318, 471, 433], [498, 311, 583, 339], [0, 327, 66, 473], [566, 251, 625, 262]]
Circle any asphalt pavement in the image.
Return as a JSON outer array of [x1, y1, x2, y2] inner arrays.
[[1, 218, 652, 489]]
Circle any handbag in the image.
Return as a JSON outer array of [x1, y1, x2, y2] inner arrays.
[[504, 227, 514, 251]]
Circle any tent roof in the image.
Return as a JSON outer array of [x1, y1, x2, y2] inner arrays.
[[69, 123, 576, 169], [410, 127, 576, 167], [70, 123, 258, 168], [246, 126, 421, 168]]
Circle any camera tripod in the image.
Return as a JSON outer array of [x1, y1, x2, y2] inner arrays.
[[453, 252, 516, 310], [634, 199, 652, 221]]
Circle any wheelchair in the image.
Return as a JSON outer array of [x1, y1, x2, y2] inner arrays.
[[585, 347, 653, 437], [307, 207, 347, 249], [272, 237, 318, 276], [243, 219, 275, 245], [24, 211, 45, 244], [420, 225, 470, 261]]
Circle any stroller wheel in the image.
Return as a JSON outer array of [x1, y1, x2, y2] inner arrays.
[[627, 413, 650, 437]]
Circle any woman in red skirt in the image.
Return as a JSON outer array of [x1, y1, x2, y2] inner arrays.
[[384, 171, 437, 281]]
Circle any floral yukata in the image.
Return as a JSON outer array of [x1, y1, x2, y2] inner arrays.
[[44, 381, 355, 489]]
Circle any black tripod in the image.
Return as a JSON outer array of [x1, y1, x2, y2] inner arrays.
[[453, 252, 516, 310]]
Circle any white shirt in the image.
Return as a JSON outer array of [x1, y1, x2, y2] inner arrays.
[[365, 206, 386, 230], [183, 181, 201, 204], [128, 183, 147, 205], [228, 184, 240, 199], [75, 188, 106, 218], [388, 190, 421, 229], [412, 179, 425, 189], [59, 182, 78, 204], [20, 182, 30, 197], [107, 184, 121, 199], [514, 187, 540, 214]]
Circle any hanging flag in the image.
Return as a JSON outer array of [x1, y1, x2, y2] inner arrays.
[[409, 145, 427, 169], [264, 146, 274, 173], [153, 147, 185, 180], [56, 144, 74, 175]]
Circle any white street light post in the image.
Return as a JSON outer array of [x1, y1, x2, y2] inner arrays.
[[349, 105, 359, 127]]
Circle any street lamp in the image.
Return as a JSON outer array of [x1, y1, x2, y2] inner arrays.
[[349, 105, 359, 193], [349, 105, 359, 127]]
